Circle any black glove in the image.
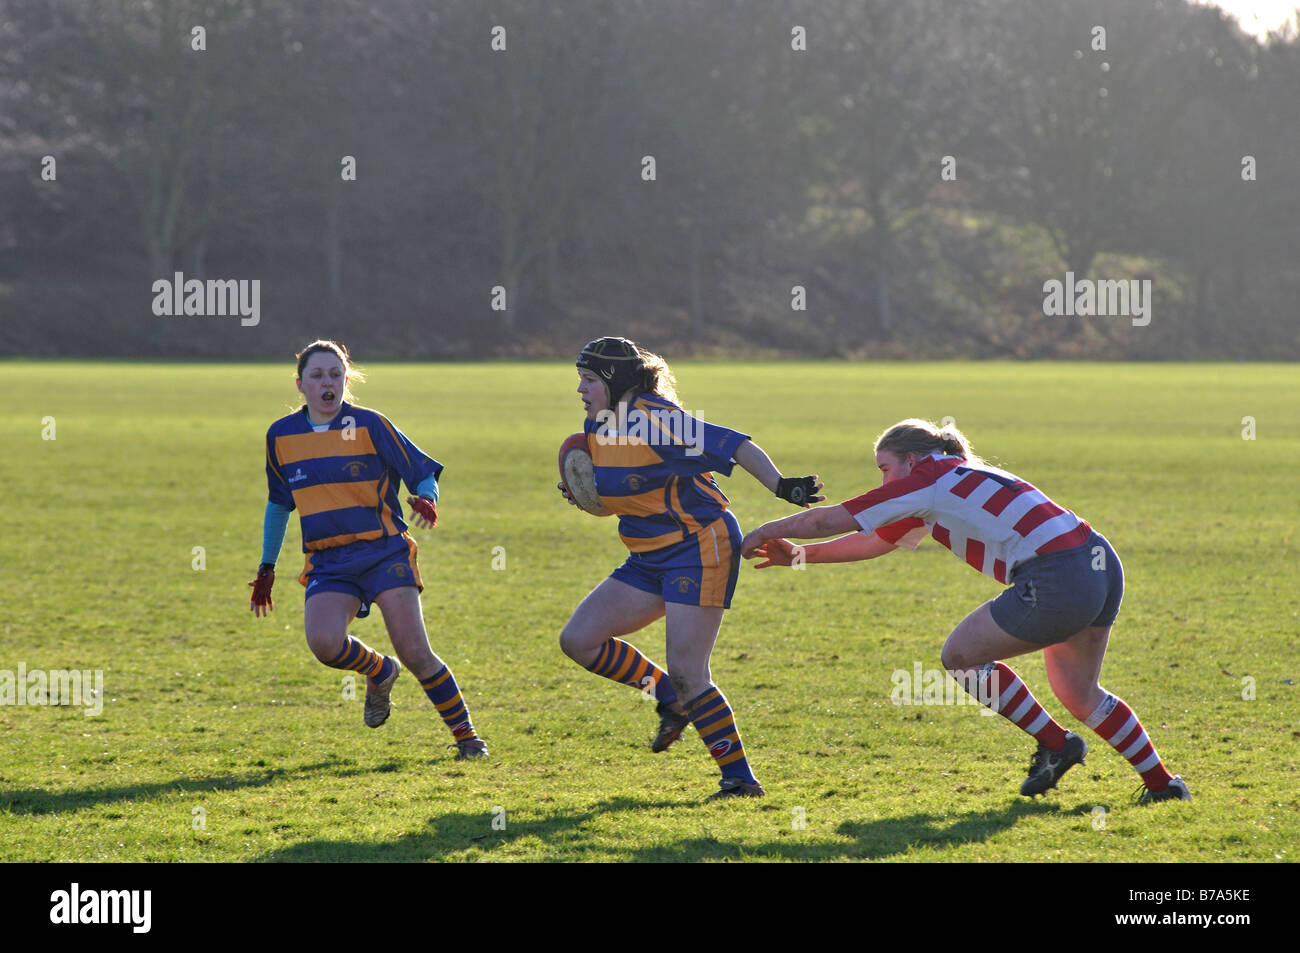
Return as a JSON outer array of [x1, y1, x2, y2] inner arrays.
[[776, 475, 823, 507]]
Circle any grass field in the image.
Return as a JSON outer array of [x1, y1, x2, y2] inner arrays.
[[2, 361, 1296, 863]]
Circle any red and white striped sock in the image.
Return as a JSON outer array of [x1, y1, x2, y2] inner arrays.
[[964, 662, 1068, 750], [1084, 692, 1175, 790]]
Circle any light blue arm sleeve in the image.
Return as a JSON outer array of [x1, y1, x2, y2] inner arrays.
[[262, 501, 292, 566], [414, 474, 439, 503]]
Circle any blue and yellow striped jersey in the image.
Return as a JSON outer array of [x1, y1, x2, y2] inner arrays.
[[265, 402, 442, 552], [584, 394, 749, 552]]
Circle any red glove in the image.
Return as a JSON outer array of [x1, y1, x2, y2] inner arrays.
[[407, 495, 438, 529], [249, 564, 275, 616]]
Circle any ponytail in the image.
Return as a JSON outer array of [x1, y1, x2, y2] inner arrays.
[[637, 347, 679, 405]]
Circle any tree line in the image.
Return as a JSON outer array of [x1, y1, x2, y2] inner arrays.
[[2, 0, 1297, 359]]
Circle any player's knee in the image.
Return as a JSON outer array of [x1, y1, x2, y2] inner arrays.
[[939, 643, 966, 671], [558, 621, 595, 664], [305, 628, 344, 664], [557, 624, 578, 659]]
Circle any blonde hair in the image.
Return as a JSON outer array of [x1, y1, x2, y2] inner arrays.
[[874, 418, 981, 464], [636, 346, 680, 405], [295, 339, 365, 403]]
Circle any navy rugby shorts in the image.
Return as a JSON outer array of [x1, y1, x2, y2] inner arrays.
[[989, 530, 1123, 645]]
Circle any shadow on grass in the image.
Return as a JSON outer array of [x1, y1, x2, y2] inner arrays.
[[257, 797, 1058, 862], [258, 796, 691, 862], [625, 799, 1060, 861], [0, 759, 397, 815]]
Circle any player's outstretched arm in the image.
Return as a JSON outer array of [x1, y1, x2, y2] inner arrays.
[[740, 503, 858, 558], [733, 439, 824, 507], [754, 531, 897, 568]]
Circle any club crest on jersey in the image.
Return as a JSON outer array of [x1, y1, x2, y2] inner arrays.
[[669, 576, 697, 594], [708, 739, 732, 758], [623, 474, 646, 491], [341, 461, 365, 478]]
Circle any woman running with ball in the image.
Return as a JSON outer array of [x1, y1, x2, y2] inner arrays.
[[558, 337, 823, 800], [248, 340, 488, 759], [740, 418, 1189, 804]]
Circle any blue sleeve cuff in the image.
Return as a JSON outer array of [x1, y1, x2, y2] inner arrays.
[[414, 474, 439, 503], [262, 501, 292, 565], [704, 427, 750, 476]]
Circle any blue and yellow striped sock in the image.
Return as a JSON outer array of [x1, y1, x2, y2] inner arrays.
[[420, 666, 478, 741], [324, 635, 389, 680], [585, 638, 677, 705], [685, 685, 756, 783]]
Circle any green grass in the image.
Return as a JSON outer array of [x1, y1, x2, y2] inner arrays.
[[2, 361, 1297, 862]]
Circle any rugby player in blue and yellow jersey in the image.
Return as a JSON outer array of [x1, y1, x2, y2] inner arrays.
[[248, 340, 488, 759], [558, 337, 823, 800]]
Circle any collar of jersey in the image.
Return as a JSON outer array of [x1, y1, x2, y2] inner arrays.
[[302, 400, 350, 429]]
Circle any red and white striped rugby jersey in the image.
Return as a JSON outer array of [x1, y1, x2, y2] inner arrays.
[[842, 454, 1092, 584]]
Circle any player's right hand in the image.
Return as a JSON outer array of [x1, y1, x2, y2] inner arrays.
[[249, 564, 275, 616], [557, 481, 578, 506], [754, 538, 800, 569]]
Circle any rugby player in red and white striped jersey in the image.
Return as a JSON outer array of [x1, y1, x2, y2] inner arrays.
[[739, 418, 1190, 804]]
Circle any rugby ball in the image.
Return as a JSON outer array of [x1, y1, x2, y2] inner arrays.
[[559, 433, 612, 517]]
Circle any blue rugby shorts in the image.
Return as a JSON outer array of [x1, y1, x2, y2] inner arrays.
[[299, 533, 422, 619], [611, 512, 742, 609]]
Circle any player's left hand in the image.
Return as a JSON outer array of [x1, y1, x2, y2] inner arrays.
[[776, 475, 824, 508], [407, 495, 438, 529], [753, 538, 800, 569]]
